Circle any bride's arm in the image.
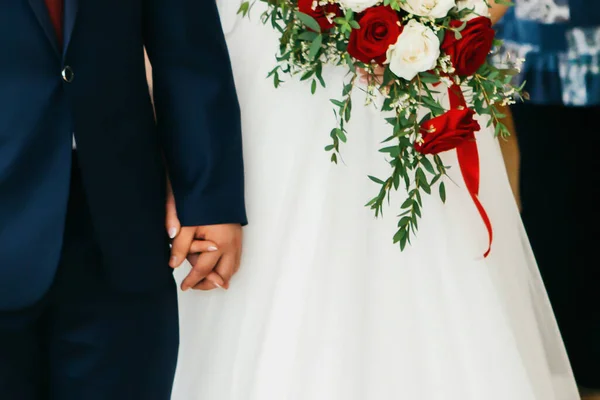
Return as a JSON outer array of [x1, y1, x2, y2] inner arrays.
[[497, 105, 522, 211], [145, 50, 153, 99], [142, 0, 246, 227], [490, 1, 511, 24], [489, 2, 518, 207]]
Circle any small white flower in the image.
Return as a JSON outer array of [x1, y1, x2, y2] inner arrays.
[[440, 76, 453, 86], [386, 20, 441, 81], [415, 132, 424, 145], [336, 0, 380, 13], [400, 0, 456, 19], [456, 0, 490, 19]]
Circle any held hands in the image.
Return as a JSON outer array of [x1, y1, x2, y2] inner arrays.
[[165, 180, 243, 291]]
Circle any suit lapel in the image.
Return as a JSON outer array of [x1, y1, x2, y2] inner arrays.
[[62, 0, 79, 58], [28, 0, 61, 56]]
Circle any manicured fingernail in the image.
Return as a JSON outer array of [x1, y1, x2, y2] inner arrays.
[[170, 256, 178, 267], [168, 227, 178, 239], [212, 281, 225, 290], [207, 246, 218, 252]]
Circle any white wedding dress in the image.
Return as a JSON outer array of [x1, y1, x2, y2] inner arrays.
[[171, 2, 579, 399]]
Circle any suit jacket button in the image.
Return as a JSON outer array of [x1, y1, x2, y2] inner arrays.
[[62, 66, 74, 83]]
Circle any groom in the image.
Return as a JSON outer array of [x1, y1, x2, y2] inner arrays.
[[0, 0, 246, 399]]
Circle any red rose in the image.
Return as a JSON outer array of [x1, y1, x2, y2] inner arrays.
[[347, 6, 402, 65], [442, 17, 495, 76], [415, 108, 481, 155], [298, 0, 341, 31]]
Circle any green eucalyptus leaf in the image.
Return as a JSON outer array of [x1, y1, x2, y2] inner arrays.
[[298, 31, 319, 41], [394, 229, 407, 244], [401, 198, 413, 209], [368, 175, 385, 185], [420, 157, 435, 175], [295, 11, 322, 33], [238, 2, 250, 16], [439, 181, 447, 203], [308, 34, 323, 60]]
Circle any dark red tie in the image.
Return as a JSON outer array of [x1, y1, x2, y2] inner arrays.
[[44, 0, 64, 46]]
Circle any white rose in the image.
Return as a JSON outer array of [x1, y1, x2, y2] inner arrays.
[[400, 0, 456, 19], [456, 0, 490, 18], [386, 20, 441, 81], [336, 0, 381, 13]]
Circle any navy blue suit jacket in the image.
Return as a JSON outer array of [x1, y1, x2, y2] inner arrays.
[[0, 0, 246, 310]]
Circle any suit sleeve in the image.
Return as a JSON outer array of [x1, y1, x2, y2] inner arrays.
[[143, 0, 247, 226]]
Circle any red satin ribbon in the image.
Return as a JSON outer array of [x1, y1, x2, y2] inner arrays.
[[447, 86, 493, 258]]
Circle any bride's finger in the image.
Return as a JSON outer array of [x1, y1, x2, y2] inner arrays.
[[189, 240, 219, 254], [193, 272, 226, 291], [357, 66, 385, 85], [165, 177, 180, 240], [170, 227, 194, 269], [214, 252, 236, 287], [357, 67, 369, 84], [181, 251, 220, 291]]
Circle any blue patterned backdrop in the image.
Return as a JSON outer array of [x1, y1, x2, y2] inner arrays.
[[495, 0, 600, 106], [514, 0, 570, 24]]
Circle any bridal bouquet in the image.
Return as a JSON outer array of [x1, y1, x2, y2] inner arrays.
[[239, 0, 522, 254]]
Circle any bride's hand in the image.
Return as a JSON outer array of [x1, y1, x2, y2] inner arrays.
[[357, 65, 388, 87], [183, 244, 228, 291], [165, 178, 228, 291], [489, 1, 510, 25]]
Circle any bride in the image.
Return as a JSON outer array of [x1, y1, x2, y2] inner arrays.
[[169, 1, 579, 399]]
